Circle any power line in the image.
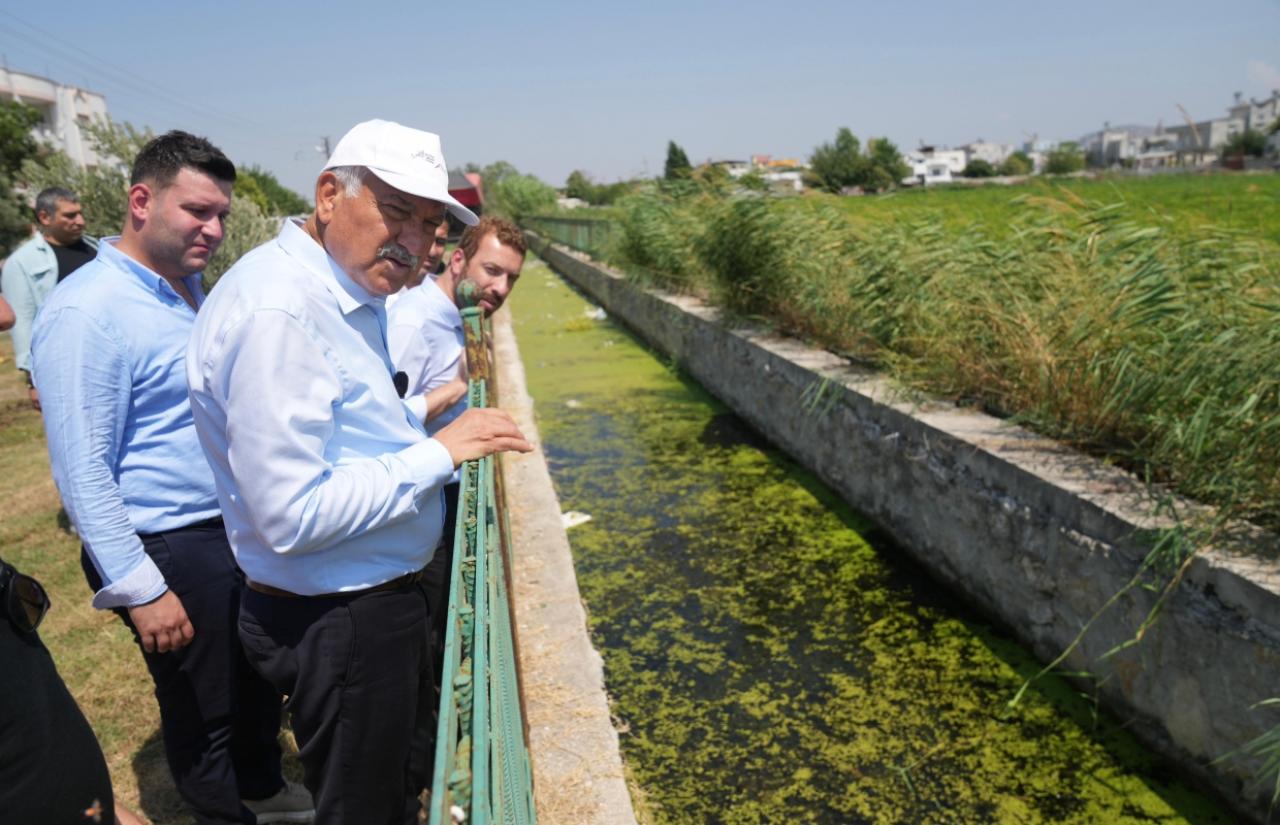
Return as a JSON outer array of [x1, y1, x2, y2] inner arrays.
[[0, 9, 264, 130]]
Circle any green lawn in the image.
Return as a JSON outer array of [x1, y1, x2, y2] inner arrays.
[[829, 173, 1280, 245]]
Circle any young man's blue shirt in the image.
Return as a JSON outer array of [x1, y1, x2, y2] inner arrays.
[[32, 238, 219, 609]]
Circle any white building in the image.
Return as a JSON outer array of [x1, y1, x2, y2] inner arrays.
[[1163, 116, 1245, 162], [761, 169, 804, 192], [915, 145, 966, 174], [1078, 124, 1157, 167], [1, 67, 109, 168], [902, 151, 954, 185], [1227, 90, 1280, 134], [961, 140, 1013, 168], [710, 159, 752, 178]]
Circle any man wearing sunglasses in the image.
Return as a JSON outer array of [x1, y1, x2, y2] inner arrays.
[[0, 557, 147, 825], [31, 133, 312, 824]]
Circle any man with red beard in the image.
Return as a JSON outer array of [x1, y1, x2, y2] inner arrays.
[[387, 214, 526, 652]]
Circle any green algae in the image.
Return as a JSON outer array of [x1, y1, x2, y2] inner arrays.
[[510, 260, 1233, 825]]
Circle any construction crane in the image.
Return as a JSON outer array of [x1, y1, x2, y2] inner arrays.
[[1175, 104, 1203, 148]]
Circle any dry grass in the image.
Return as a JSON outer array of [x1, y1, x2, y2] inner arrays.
[[0, 337, 184, 822], [0, 336, 301, 825]]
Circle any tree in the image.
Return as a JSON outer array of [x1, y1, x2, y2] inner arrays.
[[481, 160, 519, 185], [19, 116, 277, 286], [565, 170, 597, 202], [0, 100, 45, 256], [999, 152, 1033, 176], [233, 174, 271, 216], [241, 165, 310, 216], [692, 162, 732, 193], [664, 141, 692, 180], [962, 159, 997, 178], [866, 137, 910, 188], [595, 180, 637, 205], [807, 129, 908, 193], [806, 127, 864, 193], [485, 164, 557, 221], [738, 168, 769, 192], [1222, 129, 1267, 158], [1044, 142, 1085, 175], [0, 100, 42, 176]]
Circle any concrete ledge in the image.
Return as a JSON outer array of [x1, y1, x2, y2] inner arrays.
[[528, 232, 1280, 823], [492, 303, 638, 825]]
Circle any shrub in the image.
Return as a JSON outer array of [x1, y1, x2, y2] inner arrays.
[[962, 159, 997, 178], [18, 117, 279, 286]]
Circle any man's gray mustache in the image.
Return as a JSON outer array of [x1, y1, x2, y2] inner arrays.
[[376, 242, 420, 270]]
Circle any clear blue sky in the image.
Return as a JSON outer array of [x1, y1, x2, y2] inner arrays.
[[2, 1, 1277, 198]]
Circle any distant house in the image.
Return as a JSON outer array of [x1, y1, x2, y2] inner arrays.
[[915, 145, 966, 174], [1227, 90, 1280, 134], [762, 170, 804, 192], [902, 151, 954, 185], [1152, 91, 1280, 165], [961, 140, 1013, 167], [1134, 132, 1178, 169], [1078, 123, 1155, 167], [1162, 117, 1245, 164], [722, 155, 805, 192], [710, 159, 752, 178], [1, 66, 109, 168]]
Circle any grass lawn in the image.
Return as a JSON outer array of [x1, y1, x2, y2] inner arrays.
[[829, 172, 1280, 244], [0, 334, 299, 825]]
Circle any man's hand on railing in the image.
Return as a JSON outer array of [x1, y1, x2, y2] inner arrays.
[[435, 408, 532, 468]]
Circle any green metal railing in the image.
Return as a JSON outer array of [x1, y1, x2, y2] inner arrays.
[[524, 215, 614, 259], [430, 289, 537, 825]]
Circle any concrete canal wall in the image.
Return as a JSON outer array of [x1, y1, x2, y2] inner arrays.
[[526, 232, 1280, 822]]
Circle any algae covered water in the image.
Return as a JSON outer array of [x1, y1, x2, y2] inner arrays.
[[511, 259, 1232, 824]]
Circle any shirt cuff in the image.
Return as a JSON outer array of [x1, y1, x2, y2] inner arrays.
[[399, 437, 456, 497], [90, 555, 168, 610], [404, 393, 428, 424]]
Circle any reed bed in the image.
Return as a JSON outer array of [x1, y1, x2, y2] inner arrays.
[[597, 183, 1280, 528]]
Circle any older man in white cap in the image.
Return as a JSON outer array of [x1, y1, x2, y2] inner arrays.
[[186, 120, 531, 825]]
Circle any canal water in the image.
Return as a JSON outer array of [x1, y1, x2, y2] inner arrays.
[[510, 258, 1232, 824]]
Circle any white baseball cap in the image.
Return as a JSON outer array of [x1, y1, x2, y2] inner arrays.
[[323, 119, 478, 225]]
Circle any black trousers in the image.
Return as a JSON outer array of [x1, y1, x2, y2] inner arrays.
[[422, 480, 460, 673], [82, 521, 285, 825], [238, 579, 434, 825], [0, 593, 115, 825]]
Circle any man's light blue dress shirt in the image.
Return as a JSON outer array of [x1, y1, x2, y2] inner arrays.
[[387, 280, 467, 436], [186, 220, 455, 595], [32, 239, 220, 609]]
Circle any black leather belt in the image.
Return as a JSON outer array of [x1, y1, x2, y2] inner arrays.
[[246, 568, 427, 599]]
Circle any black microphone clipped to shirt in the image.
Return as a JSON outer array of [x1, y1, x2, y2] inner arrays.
[[394, 371, 409, 399]]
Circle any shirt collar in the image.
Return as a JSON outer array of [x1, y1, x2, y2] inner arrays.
[[96, 237, 205, 306], [277, 219, 383, 316], [424, 278, 463, 324]]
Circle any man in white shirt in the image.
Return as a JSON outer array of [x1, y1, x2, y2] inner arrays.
[[387, 215, 526, 650], [186, 120, 531, 824]]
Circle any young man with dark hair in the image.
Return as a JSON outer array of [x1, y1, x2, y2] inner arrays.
[[31, 131, 312, 825], [1, 186, 97, 408]]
